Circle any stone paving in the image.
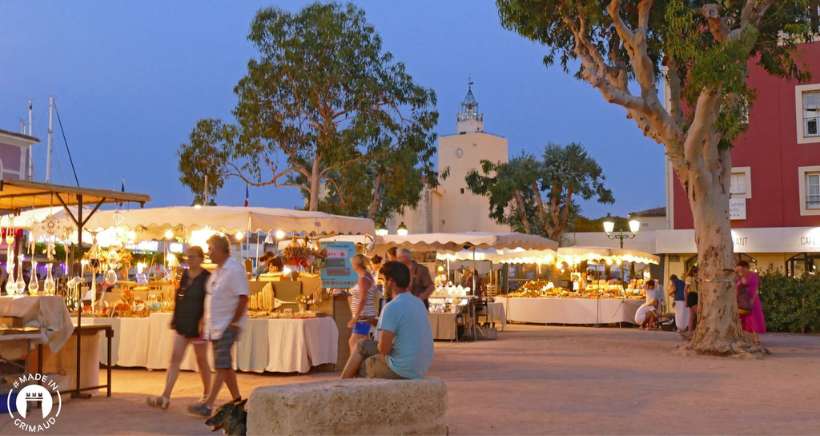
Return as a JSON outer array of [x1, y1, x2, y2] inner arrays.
[[2, 325, 819, 434]]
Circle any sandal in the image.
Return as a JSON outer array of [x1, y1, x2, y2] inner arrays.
[[147, 396, 170, 410]]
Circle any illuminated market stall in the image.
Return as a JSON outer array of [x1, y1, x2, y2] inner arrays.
[[0, 179, 150, 399], [495, 246, 660, 325], [376, 232, 558, 340], [5, 204, 373, 374]]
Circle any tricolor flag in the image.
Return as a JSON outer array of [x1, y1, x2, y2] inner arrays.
[[244, 184, 250, 207]]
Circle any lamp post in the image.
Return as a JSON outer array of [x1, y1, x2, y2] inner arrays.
[[397, 222, 409, 237], [602, 214, 641, 248]]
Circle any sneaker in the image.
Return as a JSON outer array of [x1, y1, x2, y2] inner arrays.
[[187, 403, 212, 418]]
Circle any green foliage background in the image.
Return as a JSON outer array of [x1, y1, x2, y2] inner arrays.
[[760, 273, 820, 333]]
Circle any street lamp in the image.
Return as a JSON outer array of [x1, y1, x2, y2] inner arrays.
[[397, 222, 409, 237], [375, 221, 388, 237], [602, 214, 640, 248]]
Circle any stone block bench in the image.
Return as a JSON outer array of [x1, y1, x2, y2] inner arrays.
[[247, 378, 447, 435]]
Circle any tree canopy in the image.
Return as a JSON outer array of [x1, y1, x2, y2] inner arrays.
[[466, 142, 614, 242], [496, 0, 818, 355], [178, 2, 438, 220]]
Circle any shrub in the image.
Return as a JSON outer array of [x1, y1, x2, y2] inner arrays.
[[759, 273, 820, 333]]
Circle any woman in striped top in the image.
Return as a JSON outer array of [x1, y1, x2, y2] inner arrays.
[[348, 254, 379, 354]]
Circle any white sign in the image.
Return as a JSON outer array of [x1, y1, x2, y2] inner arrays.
[[729, 197, 746, 220], [7, 372, 62, 433]]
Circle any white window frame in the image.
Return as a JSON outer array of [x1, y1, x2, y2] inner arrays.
[[795, 84, 820, 144], [798, 166, 820, 216], [730, 166, 752, 199]]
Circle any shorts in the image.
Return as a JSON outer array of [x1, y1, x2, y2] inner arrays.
[[355, 340, 403, 379], [352, 321, 371, 336], [686, 292, 699, 308], [212, 327, 238, 369]]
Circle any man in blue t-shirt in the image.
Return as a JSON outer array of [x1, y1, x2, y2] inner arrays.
[[341, 261, 433, 379]]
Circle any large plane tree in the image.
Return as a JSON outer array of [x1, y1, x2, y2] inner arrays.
[[497, 0, 818, 355]]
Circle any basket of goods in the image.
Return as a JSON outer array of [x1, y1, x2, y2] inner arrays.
[[282, 243, 328, 271]]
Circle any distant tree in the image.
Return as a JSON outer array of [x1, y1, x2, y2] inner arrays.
[[177, 2, 439, 218], [496, 0, 818, 355], [466, 143, 614, 241], [177, 119, 231, 205]]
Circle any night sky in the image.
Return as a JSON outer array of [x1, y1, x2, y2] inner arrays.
[[0, 0, 665, 218]]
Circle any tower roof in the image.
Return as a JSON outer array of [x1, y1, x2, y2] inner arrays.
[[457, 79, 483, 123]]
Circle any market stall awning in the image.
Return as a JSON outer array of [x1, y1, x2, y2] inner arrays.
[[436, 248, 557, 264], [0, 179, 149, 211], [376, 232, 558, 252], [85, 206, 374, 239], [557, 246, 659, 265]]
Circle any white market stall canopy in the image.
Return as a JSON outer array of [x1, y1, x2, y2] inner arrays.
[[557, 246, 659, 265], [377, 232, 558, 252], [85, 206, 374, 239], [436, 248, 557, 264]]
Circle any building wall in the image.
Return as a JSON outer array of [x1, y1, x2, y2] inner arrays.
[[437, 131, 510, 233], [672, 41, 820, 229], [0, 140, 25, 180]]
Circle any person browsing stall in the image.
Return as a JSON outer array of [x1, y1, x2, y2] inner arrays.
[[347, 254, 380, 354], [398, 248, 434, 308], [341, 261, 433, 379], [188, 235, 249, 418]]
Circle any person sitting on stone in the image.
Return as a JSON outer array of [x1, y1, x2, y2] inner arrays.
[[341, 261, 433, 379]]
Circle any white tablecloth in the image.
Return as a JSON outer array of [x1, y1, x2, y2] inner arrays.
[[486, 302, 506, 329], [496, 297, 643, 325], [0, 295, 74, 351], [79, 313, 338, 373], [428, 313, 458, 340]]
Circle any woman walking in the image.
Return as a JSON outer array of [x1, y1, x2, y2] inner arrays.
[[147, 246, 212, 409], [735, 260, 766, 334], [347, 254, 379, 354]]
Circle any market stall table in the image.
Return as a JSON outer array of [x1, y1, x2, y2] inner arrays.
[[428, 312, 459, 341], [496, 296, 643, 325], [80, 313, 338, 373], [0, 295, 74, 351], [485, 302, 506, 330]]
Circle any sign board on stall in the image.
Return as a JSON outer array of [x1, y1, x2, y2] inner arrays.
[[729, 197, 746, 220], [320, 241, 358, 288]]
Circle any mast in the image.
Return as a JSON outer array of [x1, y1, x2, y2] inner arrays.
[[46, 97, 54, 182], [27, 100, 33, 180]]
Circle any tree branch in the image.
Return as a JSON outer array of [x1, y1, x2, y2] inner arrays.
[[225, 161, 298, 189]]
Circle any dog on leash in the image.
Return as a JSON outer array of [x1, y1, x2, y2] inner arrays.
[[205, 398, 247, 436]]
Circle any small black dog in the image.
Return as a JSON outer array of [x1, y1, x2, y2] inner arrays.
[[205, 398, 247, 436]]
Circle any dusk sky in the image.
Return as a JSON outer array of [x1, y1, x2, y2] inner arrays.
[[0, 0, 665, 219]]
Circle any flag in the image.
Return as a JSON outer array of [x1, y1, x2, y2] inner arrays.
[[118, 179, 125, 206], [244, 184, 249, 207]]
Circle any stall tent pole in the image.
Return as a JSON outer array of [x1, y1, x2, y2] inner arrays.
[[74, 195, 85, 398], [56, 193, 106, 399]]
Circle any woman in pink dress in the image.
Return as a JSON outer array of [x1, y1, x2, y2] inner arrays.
[[735, 260, 766, 334]]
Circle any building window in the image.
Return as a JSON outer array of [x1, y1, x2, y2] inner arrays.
[[807, 173, 820, 209], [804, 91, 819, 136], [796, 84, 820, 144], [460, 188, 465, 194], [730, 167, 751, 199], [798, 166, 820, 216]]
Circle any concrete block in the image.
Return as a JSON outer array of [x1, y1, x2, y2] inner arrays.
[[248, 378, 447, 435]]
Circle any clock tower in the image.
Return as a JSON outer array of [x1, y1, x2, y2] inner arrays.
[[435, 80, 509, 233], [388, 80, 510, 234]]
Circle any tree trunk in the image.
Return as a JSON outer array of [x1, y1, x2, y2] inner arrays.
[[685, 152, 763, 356], [308, 156, 321, 211], [367, 174, 382, 219]]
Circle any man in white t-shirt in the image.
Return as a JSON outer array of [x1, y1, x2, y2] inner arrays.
[[189, 235, 248, 418]]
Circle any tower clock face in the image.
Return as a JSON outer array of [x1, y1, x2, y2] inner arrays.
[[455, 147, 464, 158]]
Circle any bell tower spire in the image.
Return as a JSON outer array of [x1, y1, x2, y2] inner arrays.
[[456, 77, 484, 133]]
